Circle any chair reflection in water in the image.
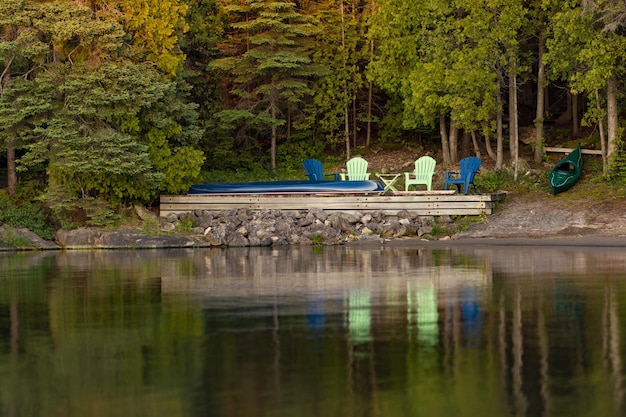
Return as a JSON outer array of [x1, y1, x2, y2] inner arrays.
[[348, 289, 371, 345], [408, 281, 439, 347]]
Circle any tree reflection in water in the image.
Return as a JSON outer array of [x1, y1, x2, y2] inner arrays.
[[1, 245, 626, 417]]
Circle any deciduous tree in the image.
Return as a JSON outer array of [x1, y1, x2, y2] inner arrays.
[[115, 0, 190, 75], [370, 0, 526, 168], [544, 0, 626, 169]]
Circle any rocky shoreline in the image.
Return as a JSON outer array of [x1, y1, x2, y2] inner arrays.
[[3, 193, 626, 251], [2, 207, 457, 251]]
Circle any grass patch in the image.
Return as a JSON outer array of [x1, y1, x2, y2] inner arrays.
[[310, 234, 324, 245], [453, 215, 485, 233], [431, 222, 449, 238]]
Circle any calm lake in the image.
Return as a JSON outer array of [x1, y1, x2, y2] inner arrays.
[[1, 242, 626, 417]]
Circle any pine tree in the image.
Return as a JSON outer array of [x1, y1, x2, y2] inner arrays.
[[1, 0, 204, 219], [211, 0, 323, 170], [310, 0, 370, 159]]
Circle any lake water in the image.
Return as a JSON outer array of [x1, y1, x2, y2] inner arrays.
[[1, 242, 626, 417]]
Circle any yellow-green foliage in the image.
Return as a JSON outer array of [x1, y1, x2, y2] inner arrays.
[[148, 126, 205, 194], [120, 0, 190, 75]]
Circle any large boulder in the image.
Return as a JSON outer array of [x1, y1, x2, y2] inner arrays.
[[56, 227, 207, 249], [0, 225, 60, 250]]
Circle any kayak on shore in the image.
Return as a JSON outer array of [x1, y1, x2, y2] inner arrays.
[[548, 147, 582, 195]]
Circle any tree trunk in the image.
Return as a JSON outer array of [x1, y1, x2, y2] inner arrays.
[[351, 0, 358, 150], [485, 132, 496, 161], [3, 27, 17, 196], [563, 93, 572, 126], [341, 0, 350, 159], [607, 74, 618, 167], [344, 104, 350, 159], [496, 87, 504, 170], [366, 80, 373, 148], [461, 130, 471, 158], [534, 31, 545, 163], [7, 139, 17, 196], [449, 119, 458, 163], [572, 93, 580, 136], [287, 106, 291, 140], [509, 66, 519, 180], [366, 0, 375, 147], [352, 99, 357, 149], [271, 101, 277, 171], [595, 89, 608, 174], [439, 114, 452, 167], [366, 52, 374, 145], [470, 131, 481, 158]]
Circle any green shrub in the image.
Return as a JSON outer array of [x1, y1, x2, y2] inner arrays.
[[141, 215, 161, 235], [607, 136, 626, 184], [43, 187, 124, 230], [86, 208, 121, 229], [198, 139, 341, 185], [475, 170, 511, 193], [0, 193, 55, 240], [175, 217, 197, 234]]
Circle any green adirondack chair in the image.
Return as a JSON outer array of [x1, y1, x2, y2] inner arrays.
[[340, 157, 370, 180], [404, 156, 436, 191]]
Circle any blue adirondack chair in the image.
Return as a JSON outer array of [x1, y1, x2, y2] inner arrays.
[[404, 156, 436, 191], [444, 157, 481, 194], [302, 159, 339, 181], [340, 157, 370, 181]]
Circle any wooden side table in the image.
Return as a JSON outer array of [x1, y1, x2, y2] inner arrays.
[[375, 173, 402, 193]]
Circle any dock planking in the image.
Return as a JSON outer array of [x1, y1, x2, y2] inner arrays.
[[160, 191, 506, 217]]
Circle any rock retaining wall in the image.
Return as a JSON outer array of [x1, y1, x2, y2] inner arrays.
[[3, 208, 458, 250], [160, 208, 456, 246]]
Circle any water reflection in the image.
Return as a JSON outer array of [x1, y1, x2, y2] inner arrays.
[[1, 244, 626, 416]]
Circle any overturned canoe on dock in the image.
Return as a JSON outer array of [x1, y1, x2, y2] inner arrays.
[[188, 180, 385, 195], [548, 146, 582, 195]]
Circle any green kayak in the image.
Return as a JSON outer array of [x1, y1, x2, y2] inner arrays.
[[548, 147, 582, 195]]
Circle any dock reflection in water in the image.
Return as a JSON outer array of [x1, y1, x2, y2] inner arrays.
[[1, 244, 626, 417]]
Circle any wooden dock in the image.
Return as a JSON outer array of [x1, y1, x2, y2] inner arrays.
[[160, 191, 506, 217]]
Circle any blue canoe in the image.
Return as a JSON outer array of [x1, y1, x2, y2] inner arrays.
[[188, 180, 384, 195]]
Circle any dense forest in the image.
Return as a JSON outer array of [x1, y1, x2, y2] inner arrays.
[[1, 0, 626, 227]]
